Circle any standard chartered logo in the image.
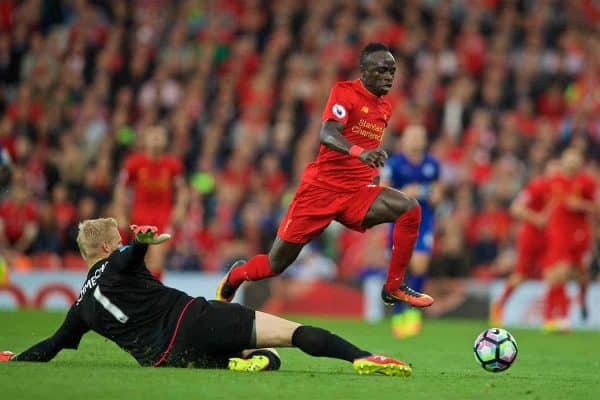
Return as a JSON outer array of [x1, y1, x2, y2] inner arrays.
[[350, 119, 385, 141]]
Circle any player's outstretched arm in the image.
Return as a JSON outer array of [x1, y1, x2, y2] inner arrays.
[[4, 306, 89, 363], [109, 225, 171, 273], [8, 337, 67, 362], [319, 120, 387, 168], [130, 225, 171, 245]]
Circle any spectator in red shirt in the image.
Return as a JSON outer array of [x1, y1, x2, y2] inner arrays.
[[51, 183, 76, 243], [0, 183, 38, 255], [63, 195, 97, 256], [7, 84, 44, 125], [467, 195, 512, 267]]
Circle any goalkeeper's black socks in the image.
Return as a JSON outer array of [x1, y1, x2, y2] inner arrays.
[[291, 326, 371, 362]]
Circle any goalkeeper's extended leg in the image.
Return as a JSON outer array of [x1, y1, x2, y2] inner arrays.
[[253, 311, 412, 377]]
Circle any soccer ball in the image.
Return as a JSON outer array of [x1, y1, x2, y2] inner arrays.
[[473, 328, 518, 372]]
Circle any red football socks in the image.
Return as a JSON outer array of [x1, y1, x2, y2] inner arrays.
[[497, 282, 516, 308], [543, 285, 558, 321], [543, 284, 570, 321], [228, 254, 276, 287], [384, 206, 421, 292]]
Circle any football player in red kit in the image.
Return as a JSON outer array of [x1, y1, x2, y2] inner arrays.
[[114, 125, 187, 279], [216, 43, 433, 308], [541, 148, 598, 331], [490, 160, 558, 326]]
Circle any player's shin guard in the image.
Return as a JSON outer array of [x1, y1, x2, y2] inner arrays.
[[385, 206, 421, 291], [291, 326, 371, 362], [228, 254, 276, 287]]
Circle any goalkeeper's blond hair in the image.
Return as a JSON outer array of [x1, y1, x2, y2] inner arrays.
[[76, 218, 119, 259]]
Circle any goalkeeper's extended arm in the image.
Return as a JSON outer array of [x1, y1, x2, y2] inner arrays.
[[11, 337, 64, 362], [109, 225, 171, 273], [130, 225, 171, 245], [6, 306, 89, 362]]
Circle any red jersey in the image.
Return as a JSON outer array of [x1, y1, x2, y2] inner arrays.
[[53, 202, 76, 232], [302, 79, 392, 191], [122, 153, 183, 210], [0, 200, 37, 243], [546, 172, 598, 231], [515, 177, 549, 237]]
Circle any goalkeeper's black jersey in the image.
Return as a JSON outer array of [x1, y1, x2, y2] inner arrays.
[[14, 241, 198, 366]]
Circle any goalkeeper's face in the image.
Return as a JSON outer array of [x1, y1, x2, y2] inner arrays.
[[102, 228, 123, 255]]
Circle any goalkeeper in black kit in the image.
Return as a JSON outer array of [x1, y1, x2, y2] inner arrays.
[[1, 218, 411, 376]]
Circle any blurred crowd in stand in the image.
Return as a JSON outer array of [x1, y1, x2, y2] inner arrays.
[[1, 0, 599, 282]]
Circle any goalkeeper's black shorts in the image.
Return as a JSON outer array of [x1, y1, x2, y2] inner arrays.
[[156, 297, 256, 368]]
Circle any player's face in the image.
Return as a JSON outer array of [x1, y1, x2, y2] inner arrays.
[[361, 51, 396, 96], [104, 228, 123, 254], [544, 159, 560, 176], [145, 127, 167, 154], [402, 125, 427, 155], [561, 149, 583, 175]]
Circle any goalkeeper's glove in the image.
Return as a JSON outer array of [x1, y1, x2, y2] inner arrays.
[[0, 351, 15, 362], [130, 225, 171, 245]]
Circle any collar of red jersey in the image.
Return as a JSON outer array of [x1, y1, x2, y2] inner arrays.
[[355, 79, 384, 100]]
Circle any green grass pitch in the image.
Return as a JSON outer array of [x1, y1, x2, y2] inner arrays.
[[1, 311, 599, 400]]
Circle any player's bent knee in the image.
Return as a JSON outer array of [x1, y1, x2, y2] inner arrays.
[[390, 194, 419, 219], [510, 274, 524, 285], [404, 196, 419, 213], [544, 264, 570, 284], [389, 193, 419, 219]]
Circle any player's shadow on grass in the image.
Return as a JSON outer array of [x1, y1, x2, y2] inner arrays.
[[272, 369, 363, 377]]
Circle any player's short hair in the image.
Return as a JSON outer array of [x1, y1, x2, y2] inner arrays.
[[76, 218, 118, 259], [359, 42, 392, 68]]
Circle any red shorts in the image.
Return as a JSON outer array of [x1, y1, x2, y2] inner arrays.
[[514, 232, 545, 279], [278, 182, 383, 244], [544, 226, 592, 273], [131, 208, 172, 233]]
